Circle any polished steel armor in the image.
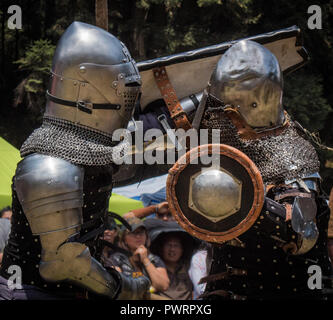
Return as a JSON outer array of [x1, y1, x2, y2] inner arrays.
[[15, 154, 117, 296], [188, 168, 242, 222], [14, 153, 150, 298], [15, 153, 84, 234], [45, 21, 141, 135], [208, 40, 284, 129]]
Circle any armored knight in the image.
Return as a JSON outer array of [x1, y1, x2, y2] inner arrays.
[[167, 40, 332, 300], [0, 22, 150, 300]]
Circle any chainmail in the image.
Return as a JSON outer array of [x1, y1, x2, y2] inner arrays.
[[200, 95, 320, 185], [20, 115, 130, 166]]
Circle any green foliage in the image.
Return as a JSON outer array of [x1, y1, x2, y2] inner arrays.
[[13, 39, 55, 110], [15, 39, 55, 74], [284, 71, 332, 132], [197, 0, 222, 7]]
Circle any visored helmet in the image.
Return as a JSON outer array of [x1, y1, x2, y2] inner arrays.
[[45, 21, 141, 135], [208, 40, 284, 128]]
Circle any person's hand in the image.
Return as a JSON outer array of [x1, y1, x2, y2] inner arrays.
[[134, 245, 149, 263], [156, 202, 174, 221], [123, 211, 136, 219], [156, 202, 169, 215], [102, 229, 118, 244]]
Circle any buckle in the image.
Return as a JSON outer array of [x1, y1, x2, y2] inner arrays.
[[77, 100, 93, 114]]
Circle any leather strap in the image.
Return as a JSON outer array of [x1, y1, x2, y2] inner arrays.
[[285, 203, 293, 221], [199, 268, 247, 284], [152, 67, 192, 130], [274, 191, 312, 202], [224, 108, 290, 140], [200, 290, 247, 300], [46, 91, 121, 114]]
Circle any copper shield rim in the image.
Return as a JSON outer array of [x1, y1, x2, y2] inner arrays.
[[166, 144, 265, 243]]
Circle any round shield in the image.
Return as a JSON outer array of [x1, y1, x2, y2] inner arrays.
[[166, 144, 265, 243]]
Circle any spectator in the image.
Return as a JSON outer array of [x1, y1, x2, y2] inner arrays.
[[147, 219, 197, 300], [188, 242, 212, 300], [109, 216, 169, 294], [0, 218, 11, 267], [100, 227, 120, 270], [0, 207, 12, 222]]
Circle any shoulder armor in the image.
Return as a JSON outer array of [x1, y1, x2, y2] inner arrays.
[[15, 154, 84, 217]]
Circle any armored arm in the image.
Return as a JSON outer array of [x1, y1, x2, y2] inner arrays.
[[15, 153, 150, 299], [264, 173, 323, 255]]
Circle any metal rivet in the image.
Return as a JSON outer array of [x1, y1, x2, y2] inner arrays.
[[79, 66, 86, 73]]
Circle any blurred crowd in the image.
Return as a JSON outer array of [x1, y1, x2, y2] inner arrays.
[[100, 201, 212, 300]]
